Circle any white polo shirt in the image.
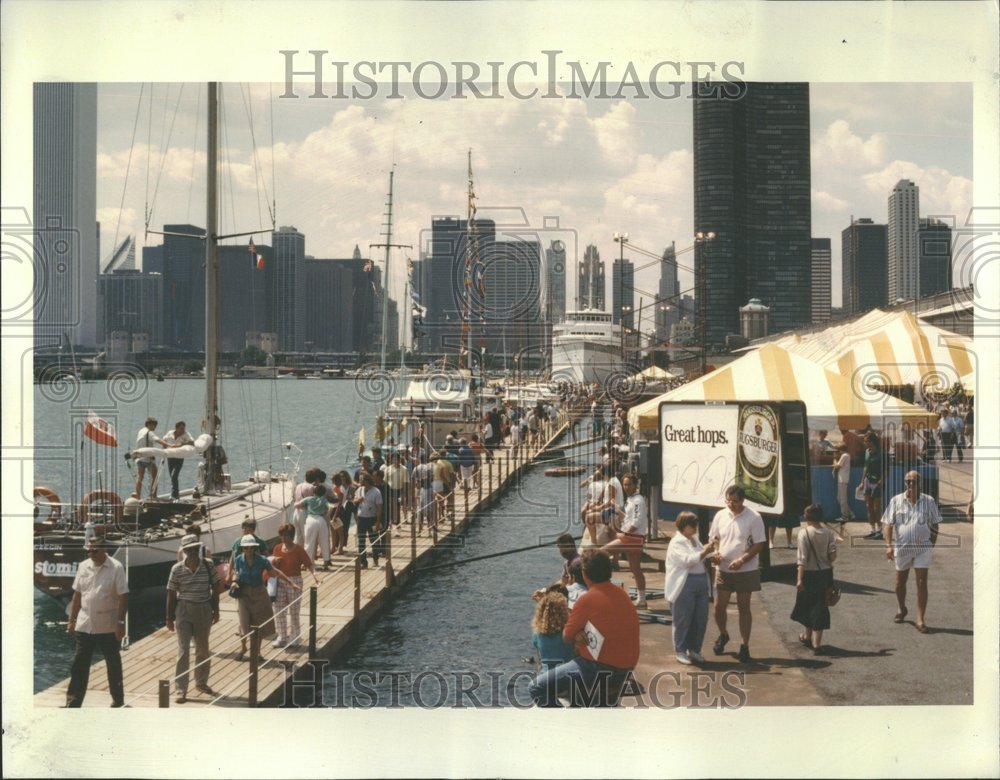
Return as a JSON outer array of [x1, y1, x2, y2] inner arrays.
[[709, 506, 766, 573], [72, 555, 129, 634]]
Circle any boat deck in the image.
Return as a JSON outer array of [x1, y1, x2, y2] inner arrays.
[[34, 415, 573, 708]]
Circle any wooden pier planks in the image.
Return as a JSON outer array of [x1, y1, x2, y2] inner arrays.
[[34, 417, 572, 708]]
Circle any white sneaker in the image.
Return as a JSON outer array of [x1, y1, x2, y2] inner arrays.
[[271, 637, 286, 648], [688, 650, 706, 664], [676, 651, 693, 665]]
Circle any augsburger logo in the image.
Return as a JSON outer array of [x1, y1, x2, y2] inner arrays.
[[279, 50, 746, 101]]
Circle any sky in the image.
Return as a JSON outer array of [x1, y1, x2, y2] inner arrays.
[[95, 80, 973, 340]]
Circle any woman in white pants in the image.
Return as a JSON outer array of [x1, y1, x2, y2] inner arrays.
[[295, 483, 332, 569], [831, 443, 854, 527]]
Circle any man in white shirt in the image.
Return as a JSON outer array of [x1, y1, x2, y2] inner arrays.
[[883, 471, 941, 634], [66, 538, 129, 707], [163, 420, 195, 500], [134, 416, 166, 499], [708, 485, 766, 663]]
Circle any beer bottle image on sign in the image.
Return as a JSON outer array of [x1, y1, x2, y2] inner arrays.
[[735, 404, 780, 507]]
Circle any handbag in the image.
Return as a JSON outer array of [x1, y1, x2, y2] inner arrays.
[[804, 528, 840, 608], [229, 582, 242, 599]]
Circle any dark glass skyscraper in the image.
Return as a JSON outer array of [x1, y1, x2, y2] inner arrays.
[[918, 218, 953, 299], [841, 218, 888, 315], [693, 82, 812, 345]]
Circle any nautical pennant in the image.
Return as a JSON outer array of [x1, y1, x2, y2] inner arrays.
[[84, 411, 117, 447]]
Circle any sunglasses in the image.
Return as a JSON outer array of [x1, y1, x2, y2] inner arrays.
[[904, 479, 918, 484]]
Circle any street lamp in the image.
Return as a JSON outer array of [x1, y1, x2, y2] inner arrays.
[[614, 232, 629, 357], [693, 231, 716, 375]]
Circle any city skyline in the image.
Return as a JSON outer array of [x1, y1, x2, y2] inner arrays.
[[90, 81, 972, 333]]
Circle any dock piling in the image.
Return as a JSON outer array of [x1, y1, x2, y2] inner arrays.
[[249, 627, 260, 707], [158, 679, 170, 708], [353, 556, 361, 622], [308, 586, 318, 658]]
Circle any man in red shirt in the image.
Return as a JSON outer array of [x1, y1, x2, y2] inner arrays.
[[528, 549, 639, 707]]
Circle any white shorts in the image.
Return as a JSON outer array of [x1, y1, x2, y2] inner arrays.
[[894, 546, 933, 571], [432, 480, 444, 493]]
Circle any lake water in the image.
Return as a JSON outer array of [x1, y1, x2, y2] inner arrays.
[[31, 377, 595, 700]]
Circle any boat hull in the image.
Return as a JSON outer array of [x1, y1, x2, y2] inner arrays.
[[33, 478, 295, 604], [550, 339, 624, 386]]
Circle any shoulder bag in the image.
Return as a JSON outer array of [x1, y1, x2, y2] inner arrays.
[[804, 529, 841, 607]]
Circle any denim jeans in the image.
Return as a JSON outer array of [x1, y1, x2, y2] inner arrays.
[[528, 657, 631, 707], [167, 458, 184, 499], [356, 516, 378, 561]]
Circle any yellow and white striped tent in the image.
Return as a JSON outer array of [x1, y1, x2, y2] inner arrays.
[[627, 343, 939, 434], [629, 365, 672, 383], [776, 309, 974, 398]]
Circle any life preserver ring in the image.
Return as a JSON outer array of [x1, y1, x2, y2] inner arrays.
[[76, 490, 124, 527], [34, 486, 61, 522]]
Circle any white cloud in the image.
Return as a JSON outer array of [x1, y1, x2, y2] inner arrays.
[[813, 189, 850, 212], [812, 119, 887, 169], [589, 101, 637, 167]]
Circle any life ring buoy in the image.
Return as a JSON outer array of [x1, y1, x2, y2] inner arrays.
[[34, 486, 61, 522], [76, 490, 124, 527]]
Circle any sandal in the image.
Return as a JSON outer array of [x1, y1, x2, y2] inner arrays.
[[915, 623, 931, 634], [799, 634, 812, 647], [894, 608, 908, 623]]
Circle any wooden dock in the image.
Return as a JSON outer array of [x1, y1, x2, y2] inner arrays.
[[35, 415, 576, 708]]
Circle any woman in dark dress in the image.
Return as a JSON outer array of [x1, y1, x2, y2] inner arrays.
[[791, 504, 838, 653]]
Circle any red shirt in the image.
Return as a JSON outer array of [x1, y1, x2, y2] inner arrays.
[[563, 581, 639, 670], [269, 542, 312, 576]]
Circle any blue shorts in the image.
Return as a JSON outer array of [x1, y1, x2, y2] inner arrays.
[[601, 507, 617, 524]]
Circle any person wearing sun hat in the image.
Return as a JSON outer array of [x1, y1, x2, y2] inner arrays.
[[229, 534, 301, 661], [166, 534, 220, 703]]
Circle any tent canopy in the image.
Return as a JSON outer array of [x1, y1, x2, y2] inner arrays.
[[630, 365, 672, 382], [628, 343, 939, 433]]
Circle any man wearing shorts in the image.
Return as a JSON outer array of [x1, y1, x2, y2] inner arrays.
[[708, 485, 766, 663], [882, 471, 941, 634]]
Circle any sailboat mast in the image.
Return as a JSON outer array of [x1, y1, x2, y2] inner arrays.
[[465, 149, 474, 372], [379, 169, 395, 377], [204, 82, 219, 486]]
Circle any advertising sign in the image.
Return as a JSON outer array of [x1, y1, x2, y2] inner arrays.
[[660, 401, 785, 515]]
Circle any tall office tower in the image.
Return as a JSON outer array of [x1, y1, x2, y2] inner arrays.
[[887, 179, 920, 303], [304, 258, 356, 352], [482, 235, 543, 355], [810, 238, 832, 324], [218, 244, 272, 353], [578, 244, 605, 310], [272, 226, 306, 351], [656, 242, 680, 345], [693, 82, 812, 345], [611, 259, 635, 330], [544, 239, 567, 323], [157, 224, 206, 349], [918, 218, 953, 298], [33, 82, 98, 348], [97, 269, 163, 349], [841, 218, 888, 315]]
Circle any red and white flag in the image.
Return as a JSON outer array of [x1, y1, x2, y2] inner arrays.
[[249, 239, 264, 270], [84, 411, 117, 447]]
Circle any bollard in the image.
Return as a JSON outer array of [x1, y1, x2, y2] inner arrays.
[[249, 626, 260, 707], [158, 679, 170, 708], [308, 586, 318, 659], [353, 555, 361, 621]]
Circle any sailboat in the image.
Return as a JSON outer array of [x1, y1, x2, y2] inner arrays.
[[33, 83, 298, 604]]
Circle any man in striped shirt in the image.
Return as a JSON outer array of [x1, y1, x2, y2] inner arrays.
[[166, 534, 220, 703]]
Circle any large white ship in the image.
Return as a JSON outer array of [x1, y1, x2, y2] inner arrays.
[[550, 309, 625, 385]]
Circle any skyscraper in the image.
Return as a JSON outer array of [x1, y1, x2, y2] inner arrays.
[[304, 258, 355, 352], [811, 238, 832, 324], [157, 224, 205, 350], [656, 242, 680, 346], [578, 244, 605, 310], [887, 179, 920, 302], [693, 82, 812, 344], [841, 218, 888, 315], [918, 218, 953, 298], [612, 259, 635, 330], [544, 240, 567, 323], [272, 226, 306, 351], [33, 83, 98, 348]]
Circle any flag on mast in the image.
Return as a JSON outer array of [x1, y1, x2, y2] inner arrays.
[[249, 238, 264, 270], [84, 411, 117, 447]]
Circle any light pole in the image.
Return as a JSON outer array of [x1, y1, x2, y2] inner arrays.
[[694, 231, 716, 375], [614, 232, 629, 358]]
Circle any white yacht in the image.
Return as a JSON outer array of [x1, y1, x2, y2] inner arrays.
[[550, 309, 624, 385]]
